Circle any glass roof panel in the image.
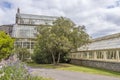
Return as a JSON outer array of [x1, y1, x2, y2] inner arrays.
[[12, 25, 37, 38], [78, 37, 120, 51]]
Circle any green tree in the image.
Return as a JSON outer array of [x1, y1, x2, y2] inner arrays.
[[0, 31, 14, 61], [34, 17, 90, 64], [32, 25, 53, 64], [15, 48, 30, 62]]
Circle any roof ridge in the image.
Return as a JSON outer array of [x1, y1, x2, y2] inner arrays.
[[17, 13, 59, 18], [93, 33, 120, 42]]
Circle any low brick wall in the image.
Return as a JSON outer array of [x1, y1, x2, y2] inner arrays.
[[70, 59, 120, 72]]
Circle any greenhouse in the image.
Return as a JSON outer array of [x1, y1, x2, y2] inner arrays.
[[11, 9, 58, 53], [70, 33, 120, 62]]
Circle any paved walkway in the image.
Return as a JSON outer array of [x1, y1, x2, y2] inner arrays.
[[31, 68, 120, 80]]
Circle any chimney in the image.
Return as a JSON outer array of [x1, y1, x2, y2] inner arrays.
[[17, 8, 20, 13], [16, 8, 20, 24]]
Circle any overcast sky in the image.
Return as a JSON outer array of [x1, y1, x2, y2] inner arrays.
[[0, 0, 120, 38]]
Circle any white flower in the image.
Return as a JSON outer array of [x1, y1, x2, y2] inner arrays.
[[0, 65, 2, 69]]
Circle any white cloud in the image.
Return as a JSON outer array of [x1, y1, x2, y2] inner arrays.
[[0, 0, 120, 38]]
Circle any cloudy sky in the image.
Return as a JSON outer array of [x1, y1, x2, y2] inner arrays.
[[0, 0, 120, 38]]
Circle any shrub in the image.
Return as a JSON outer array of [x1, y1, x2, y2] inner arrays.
[[15, 48, 30, 62], [0, 31, 14, 61], [32, 50, 52, 64], [0, 61, 52, 80]]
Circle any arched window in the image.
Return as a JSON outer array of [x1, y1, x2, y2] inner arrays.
[[82, 52, 88, 59], [89, 51, 94, 59], [96, 51, 104, 59], [106, 50, 116, 60]]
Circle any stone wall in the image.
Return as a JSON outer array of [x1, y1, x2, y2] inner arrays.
[[70, 59, 120, 72]]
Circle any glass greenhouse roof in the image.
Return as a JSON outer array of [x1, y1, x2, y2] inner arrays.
[[12, 25, 37, 38], [17, 13, 58, 21], [78, 33, 120, 51], [16, 13, 58, 25]]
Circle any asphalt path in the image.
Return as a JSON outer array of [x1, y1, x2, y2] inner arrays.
[[30, 68, 120, 80]]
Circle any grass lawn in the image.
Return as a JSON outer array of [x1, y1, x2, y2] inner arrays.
[[27, 63, 70, 68], [27, 63, 120, 78]]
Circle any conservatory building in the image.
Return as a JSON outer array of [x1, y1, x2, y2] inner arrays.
[[11, 9, 58, 53], [1, 8, 120, 71], [70, 33, 120, 72]]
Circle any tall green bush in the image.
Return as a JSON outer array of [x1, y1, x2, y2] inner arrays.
[[0, 31, 14, 61]]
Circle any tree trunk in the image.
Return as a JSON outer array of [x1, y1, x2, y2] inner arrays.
[[57, 52, 61, 64], [51, 52, 56, 64]]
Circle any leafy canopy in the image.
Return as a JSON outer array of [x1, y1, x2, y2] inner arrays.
[[0, 31, 14, 61], [33, 17, 90, 64]]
